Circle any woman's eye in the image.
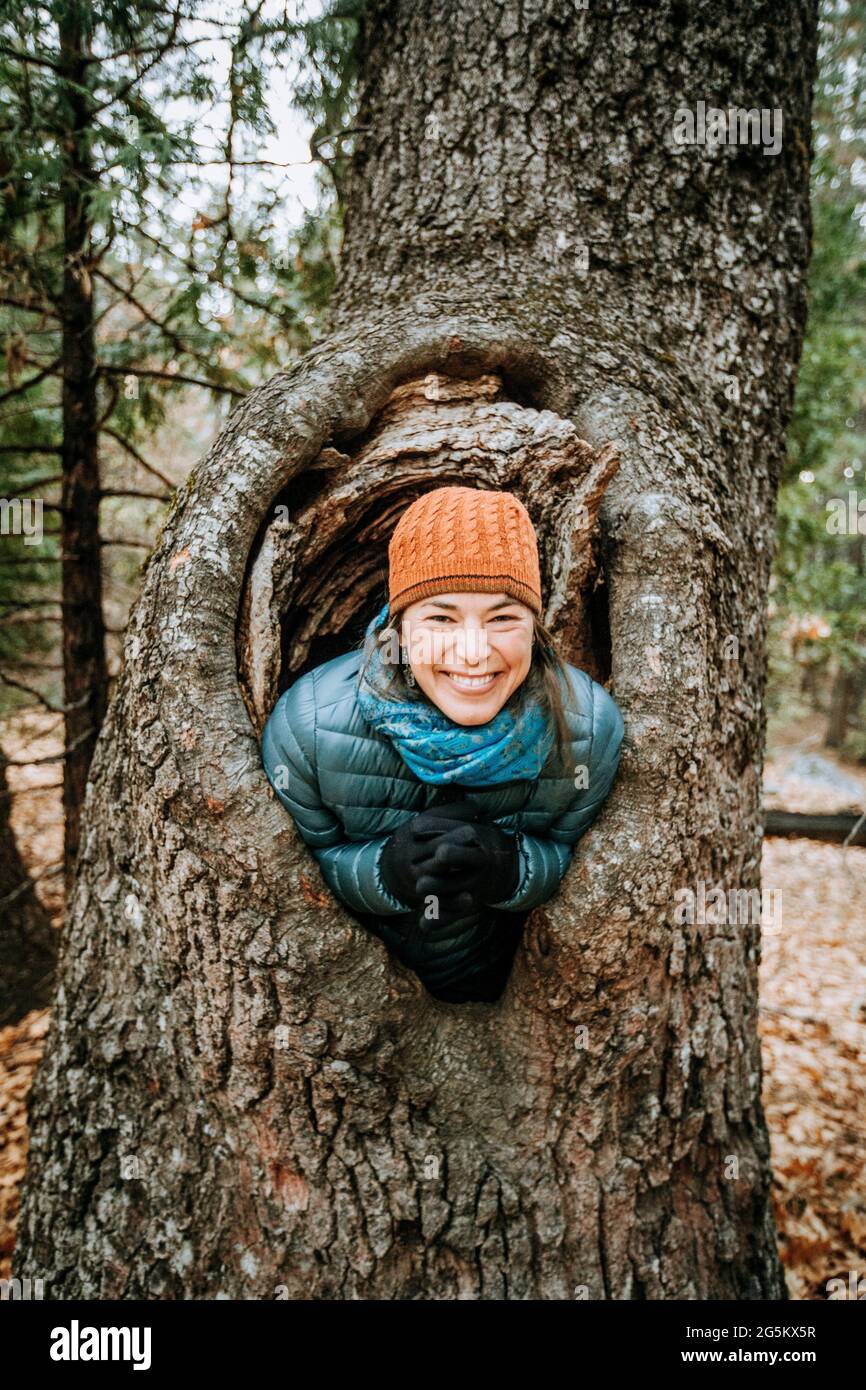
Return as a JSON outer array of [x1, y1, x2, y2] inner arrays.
[[420, 613, 521, 624]]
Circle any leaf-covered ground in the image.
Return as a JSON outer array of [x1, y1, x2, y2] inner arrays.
[[760, 837, 866, 1298]]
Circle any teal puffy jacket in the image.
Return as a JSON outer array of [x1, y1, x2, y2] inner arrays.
[[261, 649, 624, 1003]]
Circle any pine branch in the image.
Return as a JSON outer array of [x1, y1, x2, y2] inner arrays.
[[0, 357, 63, 406], [100, 363, 244, 397], [3, 727, 95, 766], [0, 449, 61, 459], [0, 556, 60, 566], [94, 266, 233, 377], [0, 860, 64, 910], [85, 5, 184, 120], [102, 428, 174, 489], [116, 216, 289, 322], [0, 44, 64, 72], [101, 487, 169, 502], [0, 295, 61, 319], [0, 671, 89, 713]]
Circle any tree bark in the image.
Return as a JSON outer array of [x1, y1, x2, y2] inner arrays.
[[16, 0, 817, 1299], [0, 752, 56, 1026], [58, 5, 108, 887]]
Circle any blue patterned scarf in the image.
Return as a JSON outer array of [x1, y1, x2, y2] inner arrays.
[[356, 602, 554, 785]]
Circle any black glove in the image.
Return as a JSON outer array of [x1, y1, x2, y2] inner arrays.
[[416, 821, 520, 908], [379, 802, 481, 908]]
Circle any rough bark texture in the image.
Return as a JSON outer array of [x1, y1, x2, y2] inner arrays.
[[16, 0, 816, 1299], [0, 752, 56, 1026]]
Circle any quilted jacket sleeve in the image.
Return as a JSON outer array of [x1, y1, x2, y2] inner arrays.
[[261, 675, 412, 917], [489, 677, 624, 913]]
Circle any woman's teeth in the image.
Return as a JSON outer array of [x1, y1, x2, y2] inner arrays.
[[444, 672, 499, 689]]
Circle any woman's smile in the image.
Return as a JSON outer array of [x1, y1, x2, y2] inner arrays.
[[440, 669, 503, 693]]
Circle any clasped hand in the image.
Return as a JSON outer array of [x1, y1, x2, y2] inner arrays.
[[380, 802, 520, 916]]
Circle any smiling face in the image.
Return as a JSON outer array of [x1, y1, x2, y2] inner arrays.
[[399, 591, 535, 725]]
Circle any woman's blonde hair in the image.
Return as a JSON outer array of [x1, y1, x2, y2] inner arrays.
[[356, 607, 576, 774]]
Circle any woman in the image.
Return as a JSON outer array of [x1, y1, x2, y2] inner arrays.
[[261, 485, 624, 1004]]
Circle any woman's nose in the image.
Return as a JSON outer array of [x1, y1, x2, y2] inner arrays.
[[453, 626, 490, 665]]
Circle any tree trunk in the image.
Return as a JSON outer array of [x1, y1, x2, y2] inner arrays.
[[58, 6, 108, 887], [825, 537, 865, 748], [0, 752, 56, 1026], [16, 0, 817, 1299], [825, 665, 854, 748]]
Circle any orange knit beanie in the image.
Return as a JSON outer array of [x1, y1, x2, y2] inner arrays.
[[387, 486, 542, 618]]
